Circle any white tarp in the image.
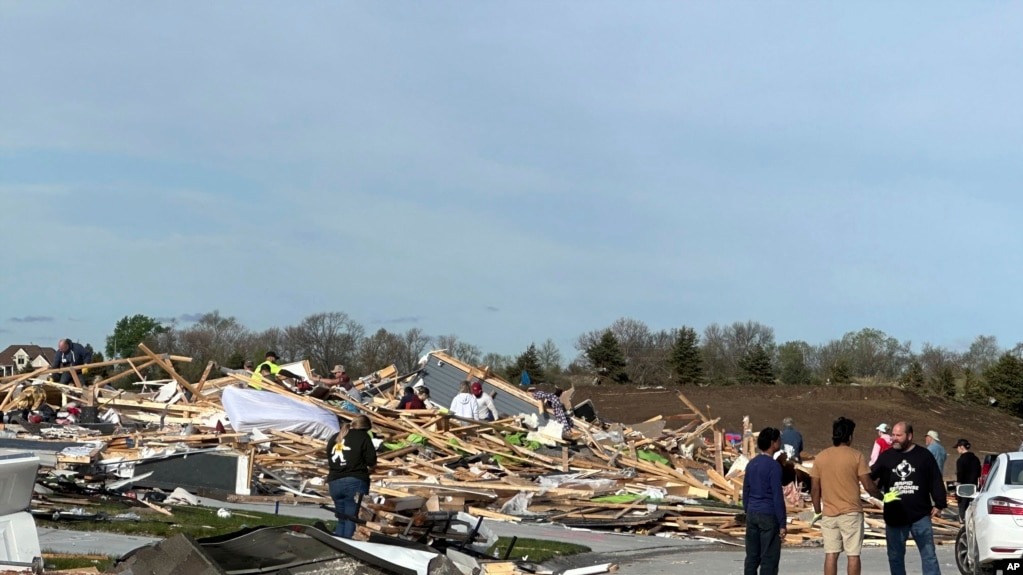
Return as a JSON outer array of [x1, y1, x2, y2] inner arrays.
[[222, 386, 339, 440]]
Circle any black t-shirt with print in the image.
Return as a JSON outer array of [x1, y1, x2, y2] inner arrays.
[[871, 443, 947, 526], [326, 429, 377, 483]]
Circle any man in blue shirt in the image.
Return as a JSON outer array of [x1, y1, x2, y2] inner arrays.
[[924, 430, 947, 477], [780, 417, 804, 463], [743, 427, 787, 575]]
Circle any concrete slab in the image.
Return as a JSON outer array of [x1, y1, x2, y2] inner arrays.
[[38, 527, 159, 556]]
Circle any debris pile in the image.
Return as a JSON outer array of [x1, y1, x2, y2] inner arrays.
[[0, 345, 961, 555]]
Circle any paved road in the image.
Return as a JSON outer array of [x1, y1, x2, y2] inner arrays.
[[37, 499, 959, 575]]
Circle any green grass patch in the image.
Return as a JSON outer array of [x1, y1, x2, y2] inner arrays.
[[43, 553, 116, 572], [36, 502, 332, 539], [487, 537, 589, 563]]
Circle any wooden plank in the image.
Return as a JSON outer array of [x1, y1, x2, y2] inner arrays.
[[677, 391, 710, 423], [138, 343, 199, 403], [195, 361, 216, 393]]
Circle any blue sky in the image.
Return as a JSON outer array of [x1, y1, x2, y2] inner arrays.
[[2, 3, 1023, 360]]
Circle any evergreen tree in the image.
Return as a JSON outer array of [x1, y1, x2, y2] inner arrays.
[[225, 351, 246, 370], [509, 343, 545, 383], [961, 368, 988, 405], [830, 358, 853, 384], [739, 344, 775, 385], [983, 353, 1023, 416], [585, 330, 628, 384], [777, 341, 814, 385], [931, 365, 957, 398], [899, 360, 926, 391], [670, 326, 703, 385]]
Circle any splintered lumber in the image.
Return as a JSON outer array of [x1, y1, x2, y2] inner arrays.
[[138, 343, 200, 402], [15, 345, 962, 548]]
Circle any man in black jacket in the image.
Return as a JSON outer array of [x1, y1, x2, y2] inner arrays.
[[870, 421, 946, 575], [326, 415, 376, 539], [954, 438, 981, 522], [50, 339, 93, 385]]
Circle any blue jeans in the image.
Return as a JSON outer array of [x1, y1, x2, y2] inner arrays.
[[885, 515, 941, 575], [744, 512, 781, 575], [328, 477, 369, 539]]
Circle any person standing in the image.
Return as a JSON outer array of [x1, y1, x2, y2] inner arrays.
[[871, 421, 946, 575], [954, 439, 981, 522], [450, 381, 480, 420], [924, 430, 947, 477], [470, 381, 498, 421], [870, 423, 893, 466], [780, 417, 804, 463], [531, 388, 574, 430], [326, 415, 376, 539], [810, 417, 883, 575], [50, 339, 93, 385], [742, 427, 786, 575]]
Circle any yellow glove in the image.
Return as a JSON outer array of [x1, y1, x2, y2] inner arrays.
[[82, 367, 89, 374], [810, 512, 823, 527], [883, 489, 901, 504]]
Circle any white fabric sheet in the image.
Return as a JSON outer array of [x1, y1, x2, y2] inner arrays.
[[222, 386, 339, 440]]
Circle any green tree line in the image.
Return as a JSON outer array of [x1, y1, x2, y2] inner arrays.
[[102, 312, 1023, 417]]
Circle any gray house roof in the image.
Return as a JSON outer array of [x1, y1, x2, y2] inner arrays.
[[410, 351, 552, 425]]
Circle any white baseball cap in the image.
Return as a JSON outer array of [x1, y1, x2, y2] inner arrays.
[[876, 423, 889, 432]]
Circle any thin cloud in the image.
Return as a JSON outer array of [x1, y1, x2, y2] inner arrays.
[[10, 316, 54, 323], [485, 306, 500, 312], [374, 316, 423, 325]]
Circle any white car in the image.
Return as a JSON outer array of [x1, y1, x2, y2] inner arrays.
[[956, 451, 1023, 575]]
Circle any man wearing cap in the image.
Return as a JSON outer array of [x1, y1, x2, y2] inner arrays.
[[924, 430, 947, 476], [470, 381, 498, 421], [314, 365, 364, 403], [870, 423, 893, 466], [252, 351, 306, 390], [954, 439, 981, 522]]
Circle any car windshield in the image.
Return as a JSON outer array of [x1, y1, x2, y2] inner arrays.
[[1007, 459, 1023, 486]]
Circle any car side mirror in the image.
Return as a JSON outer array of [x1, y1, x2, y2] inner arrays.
[[956, 484, 977, 498]]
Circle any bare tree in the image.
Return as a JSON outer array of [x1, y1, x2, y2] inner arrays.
[[399, 328, 432, 373], [177, 310, 249, 366], [291, 312, 366, 374], [537, 338, 563, 374], [434, 334, 482, 365], [356, 328, 406, 375], [963, 335, 1000, 374]]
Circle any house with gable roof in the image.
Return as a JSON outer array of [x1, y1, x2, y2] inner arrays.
[[0, 345, 57, 377]]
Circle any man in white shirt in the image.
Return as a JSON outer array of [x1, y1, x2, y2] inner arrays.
[[471, 381, 498, 421]]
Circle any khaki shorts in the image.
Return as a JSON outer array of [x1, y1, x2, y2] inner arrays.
[[821, 512, 864, 555]]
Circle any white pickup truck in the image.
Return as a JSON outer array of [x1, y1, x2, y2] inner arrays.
[[0, 450, 42, 573]]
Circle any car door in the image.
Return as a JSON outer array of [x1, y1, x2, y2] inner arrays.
[[971, 457, 1002, 565]]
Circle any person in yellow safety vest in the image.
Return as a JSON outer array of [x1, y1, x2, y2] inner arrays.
[[250, 351, 304, 389]]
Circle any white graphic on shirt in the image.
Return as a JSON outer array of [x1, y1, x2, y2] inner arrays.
[[891, 459, 920, 496], [331, 438, 349, 465]]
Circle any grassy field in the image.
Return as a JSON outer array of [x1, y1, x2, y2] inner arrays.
[[489, 537, 590, 563], [37, 501, 330, 539], [43, 553, 116, 572], [39, 501, 590, 568]]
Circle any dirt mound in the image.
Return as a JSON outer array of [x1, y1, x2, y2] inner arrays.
[[577, 384, 1023, 478]]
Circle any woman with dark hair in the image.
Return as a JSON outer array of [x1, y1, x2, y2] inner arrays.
[[326, 415, 376, 539], [742, 427, 785, 575]]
